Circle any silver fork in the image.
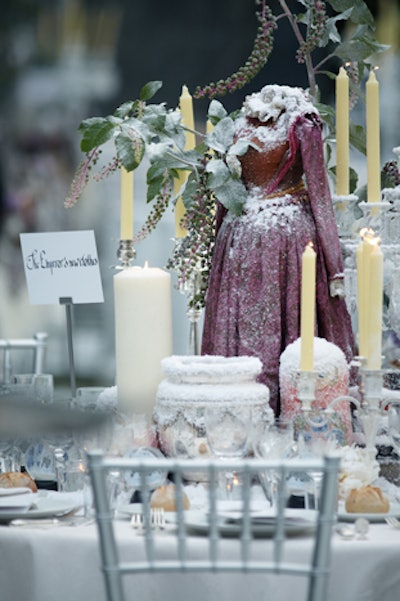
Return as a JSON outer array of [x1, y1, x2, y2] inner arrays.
[[130, 508, 165, 531], [385, 516, 400, 529], [152, 508, 165, 530]]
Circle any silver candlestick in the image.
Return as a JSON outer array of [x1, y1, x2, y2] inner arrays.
[[116, 239, 136, 269]]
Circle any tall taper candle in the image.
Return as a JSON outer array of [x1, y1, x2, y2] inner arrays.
[[175, 85, 196, 238], [114, 262, 173, 420], [300, 242, 316, 372], [120, 167, 134, 240], [336, 66, 349, 196], [367, 238, 383, 369], [356, 235, 367, 359], [366, 70, 381, 203]]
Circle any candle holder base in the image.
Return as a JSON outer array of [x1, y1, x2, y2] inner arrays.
[[297, 370, 317, 412], [116, 239, 136, 269], [332, 194, 359, 240], [358, 201, 391, 237]]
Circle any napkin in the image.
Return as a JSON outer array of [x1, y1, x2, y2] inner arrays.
[[0, 488, 35, 511]]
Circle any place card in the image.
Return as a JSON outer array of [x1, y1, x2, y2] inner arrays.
[[20, 230, 104, 305]]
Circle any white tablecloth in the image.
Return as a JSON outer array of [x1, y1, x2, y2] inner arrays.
[[0, 515, 400, 601]]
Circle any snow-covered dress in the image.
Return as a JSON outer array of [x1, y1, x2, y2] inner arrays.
[[201, 85, 355, 416]]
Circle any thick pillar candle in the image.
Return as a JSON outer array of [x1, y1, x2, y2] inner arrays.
[[300, 242, 316, 372], [367, 238, 383, 369], [366, 70, 381, 203], [114, 263, 173, 420], [120, 167, 134, 240], [335, 66, 349, 196], [174, 85, 196, 238]]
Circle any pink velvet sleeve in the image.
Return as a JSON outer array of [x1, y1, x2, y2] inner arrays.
[[295, 114, 344, 282]]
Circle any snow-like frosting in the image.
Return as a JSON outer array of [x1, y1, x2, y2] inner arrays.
[[97, 385, 118, 411], [160, 354, 263, 384], [338, 445, 380, 499], [234, 85, 319, 154], [242, 84, 317, 124], [280, 337, 349, 389]]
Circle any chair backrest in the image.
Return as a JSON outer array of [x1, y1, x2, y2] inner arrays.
[[87, 452, 340, 601], [0, 332, 48, 383]]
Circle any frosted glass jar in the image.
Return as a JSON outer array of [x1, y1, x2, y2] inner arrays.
[[153, 355, 273, 481]]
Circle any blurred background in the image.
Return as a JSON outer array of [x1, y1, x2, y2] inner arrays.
[[0, 0, 398, 390]]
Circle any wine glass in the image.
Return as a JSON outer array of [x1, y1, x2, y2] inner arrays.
[[387, 401, 400, 455], [295, 410, 342, 508], [204, 402, 252, 500], [253, 418, 298, 507]]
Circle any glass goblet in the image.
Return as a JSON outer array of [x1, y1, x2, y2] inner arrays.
[[204, 402, 252, 500], [387, 401, 400, 455], [253, 419, 297, 507], [295, 411, 342, 508]]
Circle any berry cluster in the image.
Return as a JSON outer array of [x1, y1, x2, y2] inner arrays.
[[296, 0, 327, 64]]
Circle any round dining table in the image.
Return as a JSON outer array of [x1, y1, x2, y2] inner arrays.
[[0, 509, 399, 601]]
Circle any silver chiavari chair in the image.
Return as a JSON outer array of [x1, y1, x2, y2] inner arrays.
[[0, 332, 48, 384], [88, 452, 340, 601]]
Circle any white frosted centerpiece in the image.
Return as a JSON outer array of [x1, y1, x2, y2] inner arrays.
[[154, 355, 273, 480]]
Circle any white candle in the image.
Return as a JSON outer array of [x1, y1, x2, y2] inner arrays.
[[114, 262, 173, 419], [366, 70, 381, 203], [174, 85, 196, 238], [367, 238, 383, 369], [300, 242, 316, 372], [335, 66, 349, 196], [120, 167, 134, 240]]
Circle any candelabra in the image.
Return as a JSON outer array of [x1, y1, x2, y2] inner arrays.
[[296, 361, 383, 450]]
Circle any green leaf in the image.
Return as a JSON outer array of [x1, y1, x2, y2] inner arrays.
[[141, 104, 167, 133], [327, 0, 374, 27], [114, 101, 135, 119], [213, 178, 247, 215], [79, 116, 120, 153], [146, 172, 167, 202], [182, 176, 198, 208], [322, 9, 353, 46], [115, 130, 145, 171], [207, 117, 236, 153], [349, 166, 359, 193], [349, 122, 366, 155], [229, 138, 253, 157], [147, 154, 182, 182], [206, 159, 231, 188], [207, 99, 228, 124], [335, 27, 390, 62], [139, 81, 163, 101]]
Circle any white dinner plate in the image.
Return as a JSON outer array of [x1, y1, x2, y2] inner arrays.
[[0, 494, 82, 523], [0, 489, 34, 511], [337, 501, 400, 523], [180, 509, 317, 538]]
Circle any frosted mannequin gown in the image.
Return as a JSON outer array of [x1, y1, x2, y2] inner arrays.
[[201, 86, 355, 416]]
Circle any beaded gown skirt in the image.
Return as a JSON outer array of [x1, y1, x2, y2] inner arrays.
[[201, 188, 355, 416]]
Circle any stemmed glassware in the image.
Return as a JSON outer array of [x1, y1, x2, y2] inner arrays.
[[253, 418, 298, 507], [295, 411, 343, 508], [387, 401, 400, 455], [204, 402, 252, 500]]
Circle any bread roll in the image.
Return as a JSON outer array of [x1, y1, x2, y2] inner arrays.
[[0, 472, 38, 493], [345, 485, 389, 513], [150, 483, 190, 512]]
